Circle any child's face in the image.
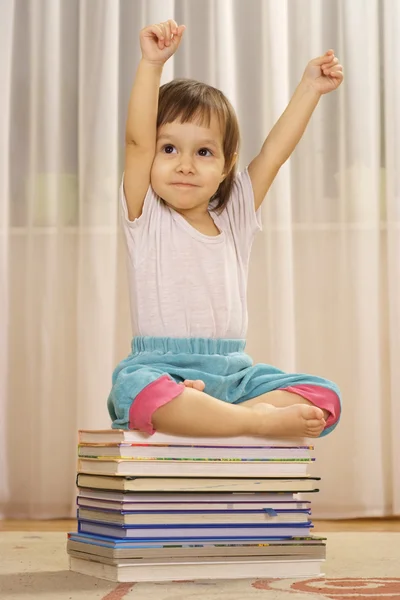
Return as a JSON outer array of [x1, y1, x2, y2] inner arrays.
[[151, 115, 226, 212]]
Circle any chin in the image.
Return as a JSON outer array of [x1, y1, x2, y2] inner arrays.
[[156, 189, 199, 207]]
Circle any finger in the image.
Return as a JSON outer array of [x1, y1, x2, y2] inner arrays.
[[149, 24, 165, 49], [312, 50, 335, 66], [321, 57, 338, 71], [168, 19, 179, 36], [171, 24, 186, 46], [324, 56, 339, 67], [147, 24, 164, 40], [162, 20, 172, 46], [322, 56, 339, 73], [327, 66, 344, 79], [159, 22, 168, 44]]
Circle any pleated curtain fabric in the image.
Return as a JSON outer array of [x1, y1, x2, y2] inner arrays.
[[0, 0, 399, 518]]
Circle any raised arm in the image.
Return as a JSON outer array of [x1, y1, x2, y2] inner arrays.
[[248, 50, 344, 211], [124, 20, 185, 221]]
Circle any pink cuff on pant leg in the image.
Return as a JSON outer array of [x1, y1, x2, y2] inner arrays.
[[283, 385, 340, 428], [129, 375, 185, 434]]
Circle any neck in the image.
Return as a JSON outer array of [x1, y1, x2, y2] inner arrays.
[[167, 201, 211, 223]]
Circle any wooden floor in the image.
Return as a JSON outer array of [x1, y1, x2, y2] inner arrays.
[[2, 519, 400, 532]]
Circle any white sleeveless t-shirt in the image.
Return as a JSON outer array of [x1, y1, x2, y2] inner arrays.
[[120, 168, 262, 339]]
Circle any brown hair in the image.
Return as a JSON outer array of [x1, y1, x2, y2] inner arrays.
[[157, 79, 240, 212]]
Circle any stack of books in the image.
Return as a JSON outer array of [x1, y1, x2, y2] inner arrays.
[[68, 429, 326, 582]]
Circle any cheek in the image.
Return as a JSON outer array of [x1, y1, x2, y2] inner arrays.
[[200, 160, 224, 178], [150, 159, 167, 184], [150, 160, 175, 200], [207, 165, 225, 188]]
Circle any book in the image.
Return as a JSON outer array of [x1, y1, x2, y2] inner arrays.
[[77, 507, 311, 526], [78, 519, 312, 540], [70, 428, 324, 584], [68, 547, 325, 568], [69, 555, 324, 582], [78, 443, 313, 460], [76, 497, 311, 511], [67, 533, 327, 559], [77, 457, 311, 477], [78, 429, 307, 447], [68, 547, 325, 564], [77, 488, 304, 503], [76, 474, 320, 493], [68, 531, 326, 549]]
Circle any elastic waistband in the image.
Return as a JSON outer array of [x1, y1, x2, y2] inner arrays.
[[132, 336, 246, 355]]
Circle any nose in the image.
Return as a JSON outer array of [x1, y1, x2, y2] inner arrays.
[[176, 153, 195, 175]]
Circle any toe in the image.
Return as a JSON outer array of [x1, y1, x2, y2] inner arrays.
[[184, 379, 205, 391], [300, 405, 324, 420], [312, 407, 325, 420], [306, 421, 325, 437], [194, 379, 206, 390], [308, 418, 326, 428]]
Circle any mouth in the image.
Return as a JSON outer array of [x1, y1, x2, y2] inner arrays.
[[171, 182, 198, 188]]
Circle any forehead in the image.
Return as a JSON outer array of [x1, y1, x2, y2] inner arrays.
[[157, 114, 223, 146]]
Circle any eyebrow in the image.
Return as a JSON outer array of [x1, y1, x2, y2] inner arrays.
[[157, 134, 220, 149]]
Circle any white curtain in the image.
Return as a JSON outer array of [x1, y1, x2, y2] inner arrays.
[[1, 0, 399, 519]]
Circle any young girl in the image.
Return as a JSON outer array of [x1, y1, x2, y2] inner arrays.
[[108, 19, 344, 439]]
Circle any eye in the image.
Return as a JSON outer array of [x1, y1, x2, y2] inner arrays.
[[162, 144, 177, 154], [198, 148, 213, 157]]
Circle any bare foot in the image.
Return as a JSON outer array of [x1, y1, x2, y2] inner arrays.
[[252, 403, 326, 438], [183, 379, 206, 392]]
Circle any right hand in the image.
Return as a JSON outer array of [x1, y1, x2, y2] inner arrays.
[[140, 19, 186, 65]]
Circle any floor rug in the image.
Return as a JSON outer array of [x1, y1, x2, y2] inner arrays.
[[1, 531, 400, 600]]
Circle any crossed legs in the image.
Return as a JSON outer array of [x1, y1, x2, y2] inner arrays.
[[151, 381, 326, 438]]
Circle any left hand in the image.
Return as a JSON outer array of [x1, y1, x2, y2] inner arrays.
[[302, 49, 344, 95]]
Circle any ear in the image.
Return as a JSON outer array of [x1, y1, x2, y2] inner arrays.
[[221, 152, 238, 180]]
